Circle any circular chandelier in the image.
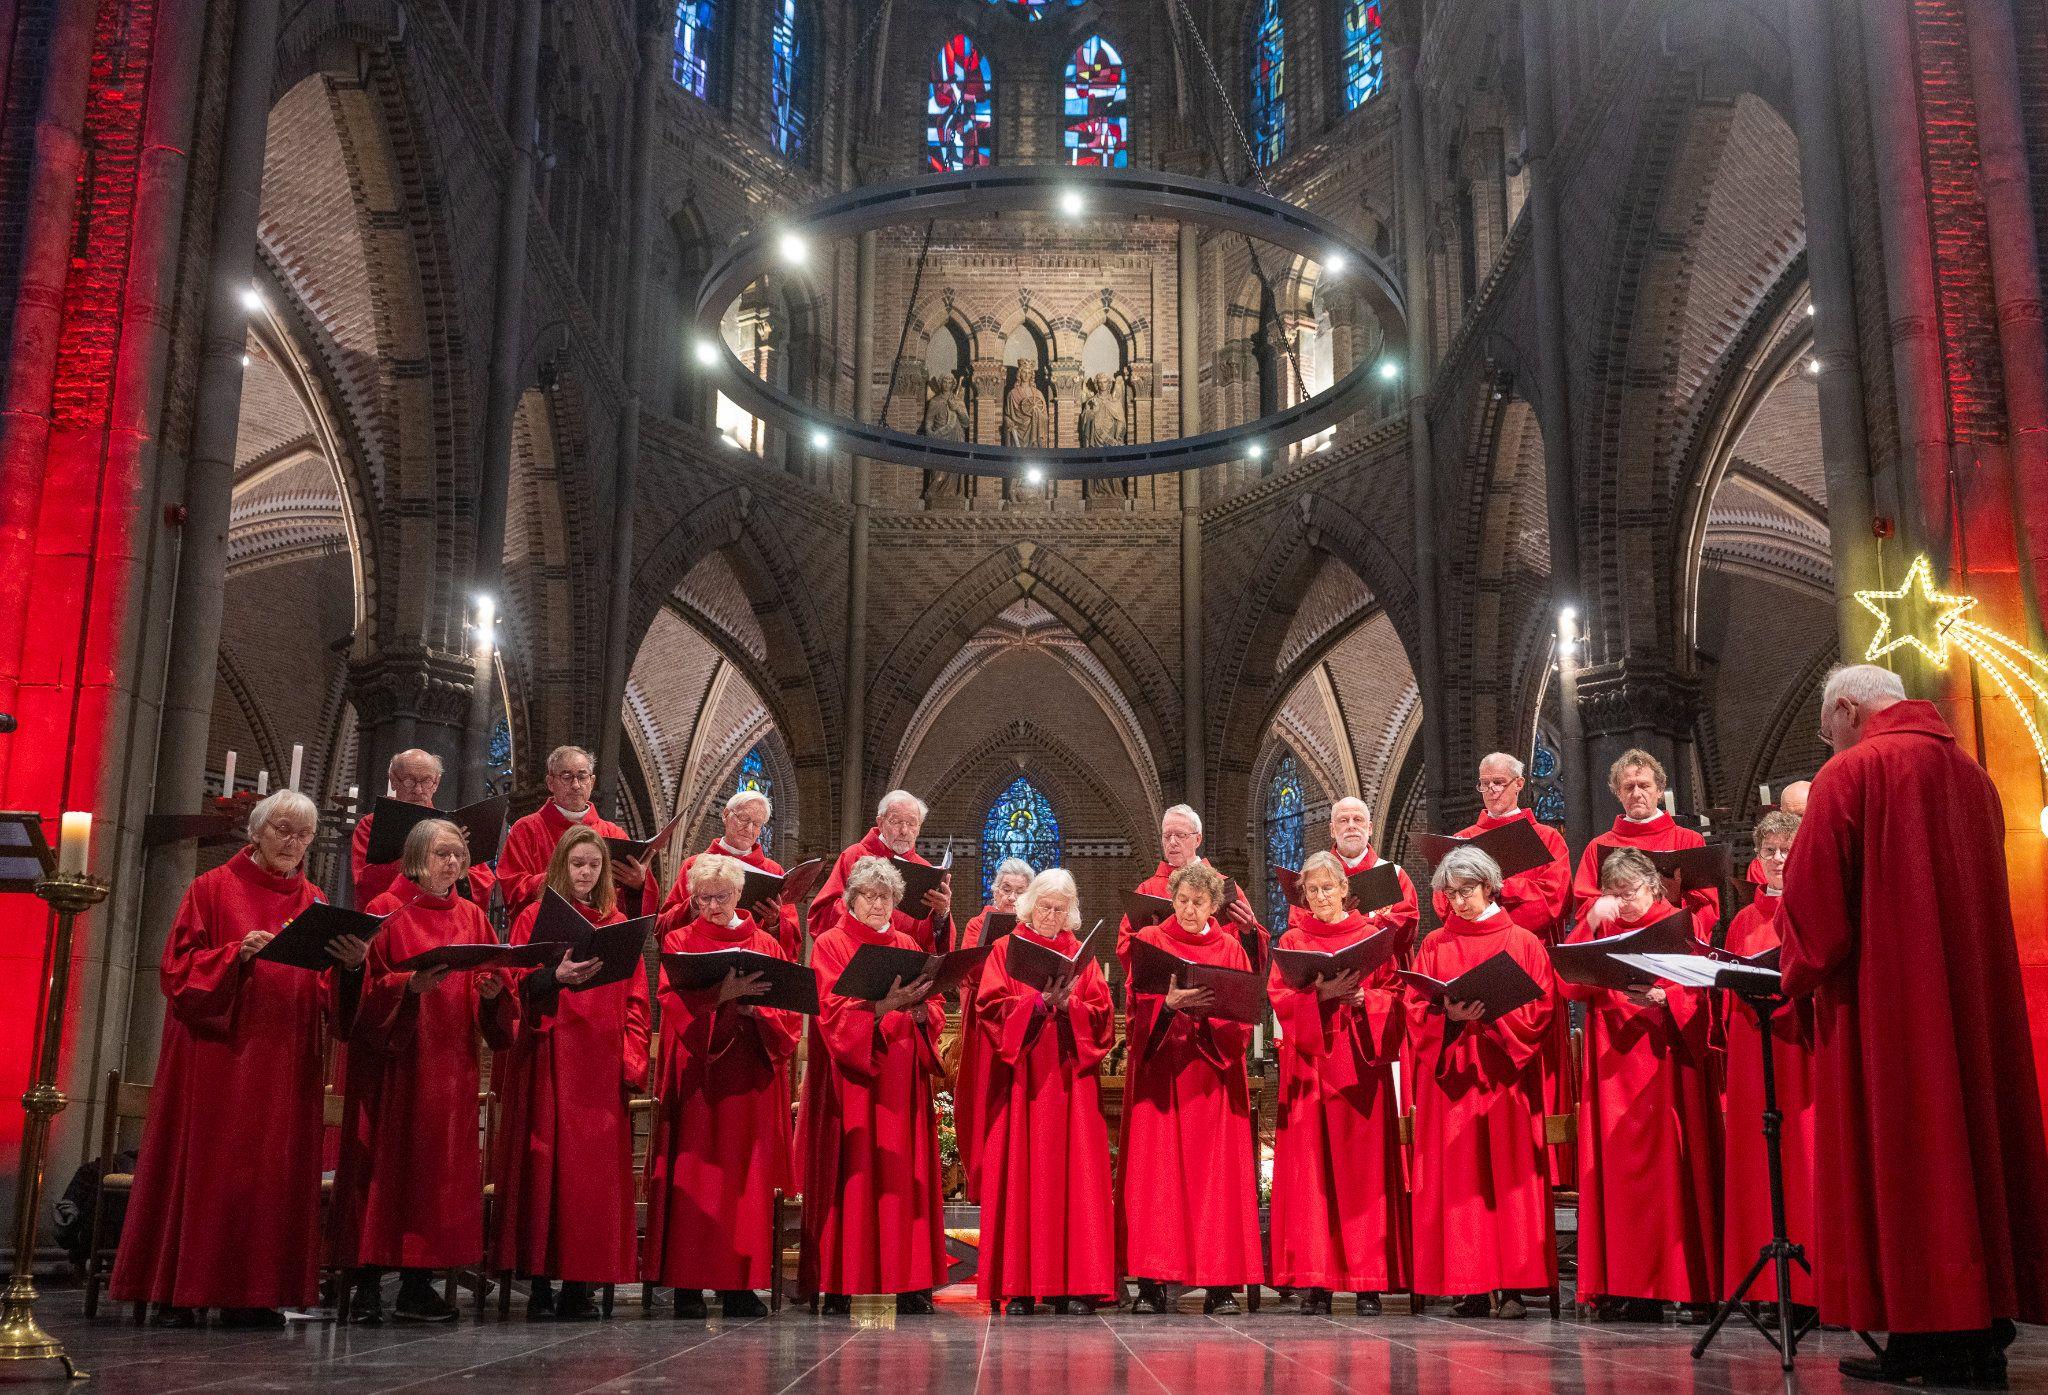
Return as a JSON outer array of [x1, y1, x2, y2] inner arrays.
[[691, 166, 1406, 481]]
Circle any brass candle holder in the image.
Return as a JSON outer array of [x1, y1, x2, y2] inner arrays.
[[0, 871, 108, 1380]]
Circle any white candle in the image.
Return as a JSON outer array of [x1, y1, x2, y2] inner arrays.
[[1759, 783, 1771, 807], [288, 743, 303, 792], [57, 812, 91, 876], [257, 770, 269, 795], [222, 750, 236, 795], [1662, 790, 1676, 816], [1253, 1023, 1264, 1058], [347, 784, 360, 809]]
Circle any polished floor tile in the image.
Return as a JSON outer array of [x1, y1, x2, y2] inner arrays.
[[23, 1288, 2046, 1393]]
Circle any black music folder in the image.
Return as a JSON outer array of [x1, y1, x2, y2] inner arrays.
[[362, 794, 510, 865], [1125, 936, 1267, 1024], [1547, 909, 1702, 990], [1269, 924, 1405, 991], [255, 903, 387, 971], [660, 948, 820, 1014]]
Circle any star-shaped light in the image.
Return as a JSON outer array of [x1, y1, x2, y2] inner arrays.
[[1854, 554, 1977, 665]]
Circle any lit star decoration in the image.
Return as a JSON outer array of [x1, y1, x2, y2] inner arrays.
[[1855, 555, 2048, 827]]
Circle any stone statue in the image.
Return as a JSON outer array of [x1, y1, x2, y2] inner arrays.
[[1003, 372, 1050, 449], [1078, 372, 1125, 449], [921, 376, 968, 442]]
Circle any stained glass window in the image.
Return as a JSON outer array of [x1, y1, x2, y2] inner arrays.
[[1531, 737, 1566, 826], [928, 35, 994, 171], [1264, 751, 1306, 930], [770, 0, 811, 161], [736, 742, 774, 849], [1063, 36, 1128, 167], [486, 716, 514, 799], [1341, 0, 1384, 109], [980, 775, 1061, 902], [673, 0, 716, 99], [1247, 0, 1286, 167], [985, 0, 1086, 22]]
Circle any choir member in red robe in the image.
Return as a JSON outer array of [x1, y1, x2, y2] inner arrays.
[[333, 819, 517, 1324], [1407, 847, 1557, 1319], [1116, 804, 1269, 971], [1563, 846, 1721, 1321], [806, 789, 952, 950], [1429, 752, 1575, 1183], [110, 792, 369, 1327], [1717, 811, 1816, 1320], [349, 747, 495, 912], [1780, 665, 2048, 1386], [1289, 797, 1419, 951], [956, 857, 1033, 1204], [973, 868, 1116, 1314], [798, 856, 948, 1313], [1741, 780, 1807, 904], [1119, 862, 1263, 1314], [495, 744, 653, 917], [653, 788, 800, 954], [1572, 748, 1719, 941], [1268, 851, 1409, 1315], [644, 853, 800, 1318], [490, 826, 650, 1320]]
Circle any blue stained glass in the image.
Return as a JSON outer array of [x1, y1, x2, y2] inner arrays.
[[928, 34, 994, 171], [1341, 0, 1383, 110], [770, 0, 810, 161], [673, 0, 716, 98], [1264, 752, 1306, 931], [1531, 737, 1566, 825], [980, 775, 1061, 902], [736, 743, 774, 849], [1063, 35, 1128, 167], [1248, 0, 1286, 167]]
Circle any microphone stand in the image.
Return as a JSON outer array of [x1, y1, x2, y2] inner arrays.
[[1690, 986, 1814, 1370]]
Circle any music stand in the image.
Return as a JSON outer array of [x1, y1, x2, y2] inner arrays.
[[0, 811, 55, 893]]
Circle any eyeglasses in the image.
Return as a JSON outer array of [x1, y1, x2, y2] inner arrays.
[[1475, 778, 1518, 792], [552, 769, 595, 784]]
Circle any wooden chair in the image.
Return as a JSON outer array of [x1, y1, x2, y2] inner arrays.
[[81, 1070, 150, 1321], [601, 1091, 661, 1319], [768, 1189, 805, 1313]]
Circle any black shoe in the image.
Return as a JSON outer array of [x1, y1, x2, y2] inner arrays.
[[1203, 1287, 1241, 1315], [1005, 1297, 1034, 1315], [217, 1307, 287, 1329], [1300, 1288, 1331, 1316], [555, 1282, 599, 1322], [1131, 1280, 1168, 1314], [348, 1301, 383, 1327], [1058, 1297, 1098, 1315], [1355, 1292, 1381, 1317], [527, 1277, 557, 1322], [819, 1293, 850, 1316], [1599, 1297, 1664, 1324], [393, 1289, 457, 1323], [719, 1290, 768, 1318], [1495, 1292, 1528, 1321], [896, 1291, 935, 1316], [674, 1289, 708, 1320], [150, 1305, 199, 1329], [1449, 1293, 1490, 1318], [1674, 1302, 1716, 1325]]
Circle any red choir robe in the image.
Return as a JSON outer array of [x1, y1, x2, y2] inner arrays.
[[971, 924, 1117, 1303], [1562, 900, 1722, 1305], [1116, 917, 1263, 1286], [110, 850, 352, 1309], [1428, 808, 1575, 1182], [1115, 860, 1272, 972], [807, 827, 948, 951], [1716, 893, 1817, 1307], [797, 917, 948, 1297], [653, 838, 802, 956], [331, 889, 516, 1270], [1779, 699, 2048, 1333], [350, 811, 496, 913], [1287, 847, 1420, 954], [1572, 810, 1721, 942], [496, 802, 657, 918], [1267, 910, 1409, 1292], [488, 897, 650, 1283], [643, 913, 800, 1291], [1405, 905, 1557, 1297], [953, 905, 1007, 1203]]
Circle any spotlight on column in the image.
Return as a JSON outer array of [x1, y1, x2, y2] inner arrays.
[[809, 427, 830, 449], [1806, 357, 1822, 375], [1058, 188, 1085, 218], [1323, 250, 1347, 276], [1024, 464, 1046, 486], [239, 286, 263, 313], [693, 337, 721, 367], [1376, 359, 1402, 382], [473, 594, 497, 654], [1246, 442, 1265, 461], [777, 230, 811, 266]]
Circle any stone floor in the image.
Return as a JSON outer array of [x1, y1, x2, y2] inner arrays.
[[23, 1286, 2048, 1393]]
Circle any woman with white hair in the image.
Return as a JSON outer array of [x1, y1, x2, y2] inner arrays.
[[955, 856, 1034, 1203], [654, 788, 800, 956], [1406, 845, 1557, 1320], [111, 790, 370, 1328], [1562, 845, 1720, 1325], [1268, 849, 1409, 1316], [972, 867, 1115, 1315], [645, 852, 800, 1319], [799, 855, 947, 1314]]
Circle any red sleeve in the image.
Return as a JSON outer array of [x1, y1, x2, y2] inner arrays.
[[622, 969, 652, 1091], [160, 878, 245, 1032], [495, 819, 549, 913], [463, 862, 496, 914], [655, 855, 697, 938], [355, 920, 423, 1053], [1779, 765, 1860, 998], [806, 846, 858, 942], [977, 942, 1048, 1066], [1472, 940, 1556, 1076], [1499, 829, 1572, 937], [1365, 866, 1420, 953]]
